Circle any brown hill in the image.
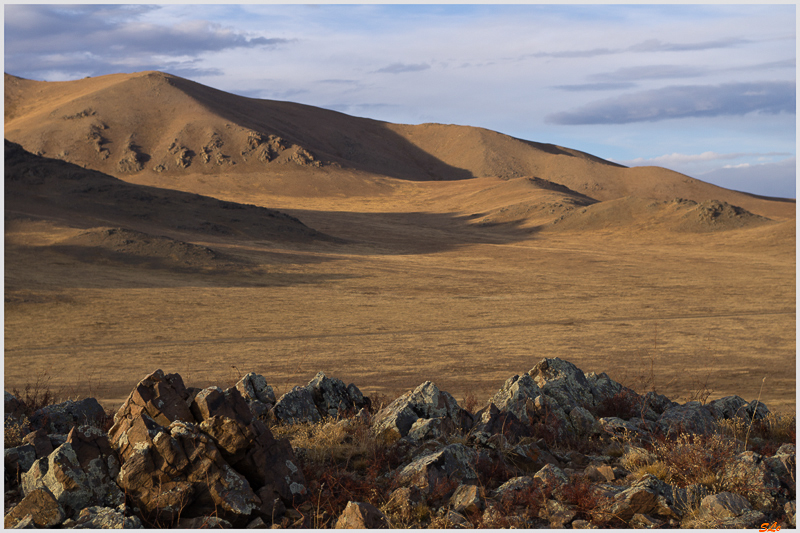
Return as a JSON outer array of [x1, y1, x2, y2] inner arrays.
[[4, 139, 330, 243], [4, 71, 794, 222]]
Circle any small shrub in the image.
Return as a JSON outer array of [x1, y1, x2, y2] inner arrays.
[[561, 474, 619, 527], [4, 415, 30, 448]]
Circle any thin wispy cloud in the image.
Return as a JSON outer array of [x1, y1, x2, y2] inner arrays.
[[374, 63, 431, 74], [546, 81, 796, 125], [552, 82, 638, 92], [590, 65, 707, 82]]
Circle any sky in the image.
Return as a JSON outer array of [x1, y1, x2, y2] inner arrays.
[[4, 4, 797, 198]]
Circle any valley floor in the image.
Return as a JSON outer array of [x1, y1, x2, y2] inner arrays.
[[4, 179, 796, 413]]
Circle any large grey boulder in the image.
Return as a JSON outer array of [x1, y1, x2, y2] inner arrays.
[[30, 398, 106, 434], [272, 372, 369, 424], [529, 358, 595, 411], [235, 373, 276, 419], [395, 443, 479, 491], [658, 402, 717, 436], [372, 381, 471, 441]]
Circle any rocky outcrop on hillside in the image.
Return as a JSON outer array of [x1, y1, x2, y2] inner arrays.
[[4, 358, 795, 528]]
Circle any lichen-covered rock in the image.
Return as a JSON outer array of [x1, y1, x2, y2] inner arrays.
[[71, 505, 143, 529], [610, 475, 680, 521], [272, 386, 321, 424], [785, 500, 796, 527], [584, 372, 624, 405], [706, 395, 749, 420], [700, 491, 752, 520], [492, 476, 535, 500], [449, 483, 483, 514], [372, 381, 471, 441], [720, 451, 781, 512], [4, 487, 65, 528], [469, 403, 530, 445], [191, 386, 252, 425], [113, 369, 194, 427], [406, 416, 450, 442], [533, 463, 569, 498], [490, 374, 541, 412], [395, 443, 478, 491], [629, 513, 664, 528], [178, 516, 234, 528], [307, 372, 369, 418], [23, 438, 124, 516], [335, 501, 389, 529], [528, 358, 595, 411], [30, 398, 106, 434], [540, 499, 576, 528], [658, 402, 716, 436], [235, 373, 275, 419], [569, 406, 599, 435], [5, 444, 37, 475]]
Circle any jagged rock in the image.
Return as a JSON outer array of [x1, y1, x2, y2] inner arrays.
[[71, 505, 143, 528], [658, 402, 717, 435], [191, 386, 252, 425], [569, 406, 599, 435], [21, 434, 124, 517], [533, 463, 569, 498], [5, 445, 36, 475], [4, 488, 65, 528], [721, 451, 781, 512], [236, 373, 275, 418], [529, 358, 595, 411], [572, 518, 599, 528], [449, 483, 483, 514], [407, 417, 450, 442], [469, 403, 530, 445], [641, 391, 678, 416], [700, 491, 752, 520], [396, 443, 478, 491], [232, 418, 307, 505], [384, 486, 424, 518], [707, 395, 749, 420], [585, 464, 615, 482], [716, 510, 768, 528], [435, 509, 472, 528], [334, 501, 389, 529], [492, 476, 535, 500], [505, 440, 560, 473], [30, 398, 106, 434], [199, 415, 253, 464], [22, 428, 54, 458], [246, 516, 268, 529], [610, 475, 680, 521], [308, 372, 369, 418], [113, 369, 194, 426], [490, 374, 541, 412], [373, 382, 471, 441], [584, 372, 624, 405], [540, 499, 576, 528], [273, 386, 321, 424]]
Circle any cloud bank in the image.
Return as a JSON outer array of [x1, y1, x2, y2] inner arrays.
[[546, 81, 796, 124]]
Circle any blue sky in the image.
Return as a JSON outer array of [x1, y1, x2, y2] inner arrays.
[[4, 4, 796, 198]]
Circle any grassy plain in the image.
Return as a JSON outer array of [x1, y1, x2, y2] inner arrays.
[[5, 179, 795, 412]]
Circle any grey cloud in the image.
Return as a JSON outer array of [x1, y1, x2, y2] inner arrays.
[[553, 82, 638, 92], [529, 36, 756, 60], [591, 65, 707, 82], [628, 37, 751, 52], [374, 63, 430, 74], [546, 81, 796, 125], [4, 5, 289, 80]]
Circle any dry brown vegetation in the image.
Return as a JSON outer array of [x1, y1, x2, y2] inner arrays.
[[4, 71, 795, 417]]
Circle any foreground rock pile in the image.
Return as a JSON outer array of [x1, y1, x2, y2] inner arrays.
[[4, 359, 796, 529]]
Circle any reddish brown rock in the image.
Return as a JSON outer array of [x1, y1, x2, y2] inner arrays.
[[334, 501, 389, 529], [113, 369, 194, 427], [4, 488, 65, 528]]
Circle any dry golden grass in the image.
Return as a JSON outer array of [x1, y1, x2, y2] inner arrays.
[[3, 71, 795, 415]]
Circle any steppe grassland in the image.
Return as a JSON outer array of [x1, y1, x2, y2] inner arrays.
[[4, 180, 795, 412]]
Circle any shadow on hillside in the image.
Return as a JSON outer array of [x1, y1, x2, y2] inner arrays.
[[170, 76, 477, 181], [279, 208, 542, 255]]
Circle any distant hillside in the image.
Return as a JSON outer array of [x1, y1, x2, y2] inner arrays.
[[4, 139, 331, 243], [4, 71, 795, 220]]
